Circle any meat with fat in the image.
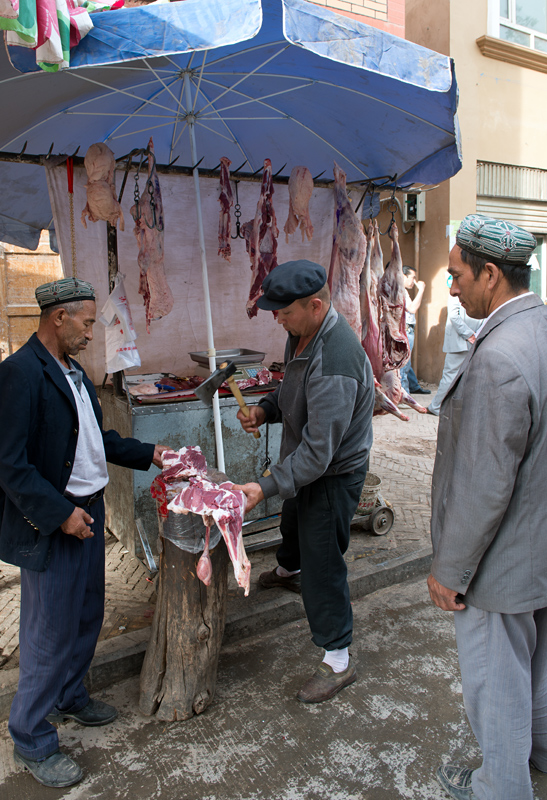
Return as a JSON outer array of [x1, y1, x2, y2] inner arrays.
[[361, 220, 383, 379], [81, 143, 124, 231], [218, 156, 234, 262], [130, 137, 174, 333], [155, 447, 251, 596], [284, 166, 314, 243], [377, 222, 410, 371], [244, 159, 279, 319], [328, 162, 366, 339]]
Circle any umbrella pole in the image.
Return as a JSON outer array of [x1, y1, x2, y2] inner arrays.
[[184, 74, 225, 473]]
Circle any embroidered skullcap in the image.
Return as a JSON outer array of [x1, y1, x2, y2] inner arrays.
[[456, 214, 536, 265], [35, 277, 95, 310]]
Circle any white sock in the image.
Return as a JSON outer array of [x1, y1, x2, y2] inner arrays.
[[276, 565, 301, 577], [322, 647, 349, 673]]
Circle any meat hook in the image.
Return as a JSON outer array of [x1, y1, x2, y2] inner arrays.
[[230, 181, 245, 240]]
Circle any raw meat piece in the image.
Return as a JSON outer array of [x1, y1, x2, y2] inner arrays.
[[361, 220, 383, 380], [167, 475, 251, 596], [155, 447, 251, 595], [81, 143, 124, 230], [284, 166, 314, 243], [161, 446, 208, 482], [373, 377, 409, 421], [130, 137, 174, 333], [196, 525, 213, 586], [244, 159, 279, 319], [378, 222, 410, 371], [379, 370, 426, 414], [218, 156, 234, 262], [328, 162, 366, 339]]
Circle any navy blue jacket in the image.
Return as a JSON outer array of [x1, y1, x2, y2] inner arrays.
[[0, 334, 155, 571]]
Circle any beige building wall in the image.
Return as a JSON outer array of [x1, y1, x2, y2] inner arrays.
[[0, 233, 62, 360], [406, 0, 547, 382]]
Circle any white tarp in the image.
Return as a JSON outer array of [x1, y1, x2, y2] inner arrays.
[[47, 165, 335, 385]]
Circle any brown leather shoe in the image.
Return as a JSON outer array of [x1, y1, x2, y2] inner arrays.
[[258, 568, 301, 594], [297, 661, 357, 703]]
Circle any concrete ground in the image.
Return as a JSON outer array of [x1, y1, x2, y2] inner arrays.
[[1, 576, 546, 800]]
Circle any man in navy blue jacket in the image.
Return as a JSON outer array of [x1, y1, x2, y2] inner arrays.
[[0, 277, 167, 788]]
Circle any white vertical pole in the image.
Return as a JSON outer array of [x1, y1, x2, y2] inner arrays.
[[184, 72, 226, 473]]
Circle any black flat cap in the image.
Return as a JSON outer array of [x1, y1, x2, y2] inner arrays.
[[257, 260, 327, 311]]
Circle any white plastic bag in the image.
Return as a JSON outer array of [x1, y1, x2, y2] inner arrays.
[[99, 274, 141, 373]]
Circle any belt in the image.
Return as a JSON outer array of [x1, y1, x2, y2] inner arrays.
[[65, 488, 104, 508]]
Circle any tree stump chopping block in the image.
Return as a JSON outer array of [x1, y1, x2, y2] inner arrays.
[[139, 535, 229, 721]]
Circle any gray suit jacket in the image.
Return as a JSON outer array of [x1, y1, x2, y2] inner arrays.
[[442, 294, 482, 354], [430, 293, 547, 613]]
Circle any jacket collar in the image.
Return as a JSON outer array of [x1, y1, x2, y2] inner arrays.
[[27, 333, 77, 412], [475, 292, 542, 344]]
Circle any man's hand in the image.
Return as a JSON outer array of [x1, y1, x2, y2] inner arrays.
[[427, 574, 466, 611], [416, 280, 426, 292], [236, 405, 266, 435], [61, 507, 94, 540], [231, 482, 264, 512], [468, 334, 477, 345], [152, 445, 170, 469]]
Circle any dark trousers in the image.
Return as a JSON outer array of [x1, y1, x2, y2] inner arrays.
[[9, 501, 105, 759], [277, 467, 367, 651]]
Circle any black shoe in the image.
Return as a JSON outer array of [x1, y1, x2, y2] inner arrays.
[[13, 748, 82, 788], [47, 697, 118, 727], [411, 386, 431, 394], [258, 568, 301, 594]]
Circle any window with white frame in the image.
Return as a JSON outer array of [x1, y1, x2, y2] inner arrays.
[[489, 0, 547, 51]]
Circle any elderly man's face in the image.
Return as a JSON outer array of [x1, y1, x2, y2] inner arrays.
[[59, 300, 97, 355], [448, 246, 491, 319], [276, 297, 323, 338]]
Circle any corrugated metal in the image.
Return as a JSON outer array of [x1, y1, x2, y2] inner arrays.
[[476, 197, 547, 233], [477, 161, 547, 201]]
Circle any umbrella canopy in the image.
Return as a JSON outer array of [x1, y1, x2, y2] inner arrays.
[[0, 0, 462, 249]]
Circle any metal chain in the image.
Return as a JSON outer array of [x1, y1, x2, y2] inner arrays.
[[69, 190, 77, 278]]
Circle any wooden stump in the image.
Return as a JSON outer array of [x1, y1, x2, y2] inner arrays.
[[139, 535, 229, 721]]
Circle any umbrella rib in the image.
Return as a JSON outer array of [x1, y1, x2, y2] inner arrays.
[[109, 120, 182, 141], [198, 77, 369, 177], [192, 51, 207, 114], [198, 40, 287, 70], [202, 74, 453, 135], [66, 71, 179, 115], [141, 58, 183, 107], [200, 81, 314, 116], [189, 79, 253, 169], [197, 44, 290, 116], [103, 76, 182, 143], [396, 141, 457, 182], [194, 121, 239, 143], [170, 80, 187, 164]]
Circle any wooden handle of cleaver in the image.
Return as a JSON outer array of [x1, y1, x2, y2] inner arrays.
[[226, 375, 261, 439]]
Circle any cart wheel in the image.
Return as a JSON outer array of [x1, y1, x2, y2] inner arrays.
[[370, 506, 394, 536]]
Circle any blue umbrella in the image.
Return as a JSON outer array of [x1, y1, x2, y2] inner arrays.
[[0, 0, 462, 467]]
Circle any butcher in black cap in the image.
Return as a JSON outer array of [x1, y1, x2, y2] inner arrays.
[[233, 259, 374, 704]]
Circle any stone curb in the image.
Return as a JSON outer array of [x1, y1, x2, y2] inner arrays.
[[0, 546, 432, 723]]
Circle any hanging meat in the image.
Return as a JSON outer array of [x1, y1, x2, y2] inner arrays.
[[152, 446, 251, 596], [81, 143, 124, 230], [218, 156, 234, 262], [378, 222, 411, 371], [244, 159, 279, 319], [328, 162, 366, 339], [360, 220, 383, 379], [130, 138, 174, 333], [284, 166, 314, 243]]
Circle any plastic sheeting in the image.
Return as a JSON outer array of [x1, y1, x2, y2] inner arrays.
[[0, 0, 461, 249]]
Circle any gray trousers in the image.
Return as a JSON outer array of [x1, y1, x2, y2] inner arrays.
[[454, 604, 547, 800], [428, 351, 467, 414]]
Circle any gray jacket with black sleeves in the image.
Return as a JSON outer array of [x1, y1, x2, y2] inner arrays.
[[258, 305, 374, 500]]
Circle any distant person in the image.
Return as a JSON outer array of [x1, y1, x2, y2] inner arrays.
[[400, 266, 430, 395], [427, 283, 482, 416]]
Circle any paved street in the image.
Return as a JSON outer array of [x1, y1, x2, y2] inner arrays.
[[1, 576, 545, 800]]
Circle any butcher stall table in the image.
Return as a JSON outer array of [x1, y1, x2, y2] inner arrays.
[[99, 385, 282, 567]]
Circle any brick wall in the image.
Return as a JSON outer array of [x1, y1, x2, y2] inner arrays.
[[313, 0, 405, 39]]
